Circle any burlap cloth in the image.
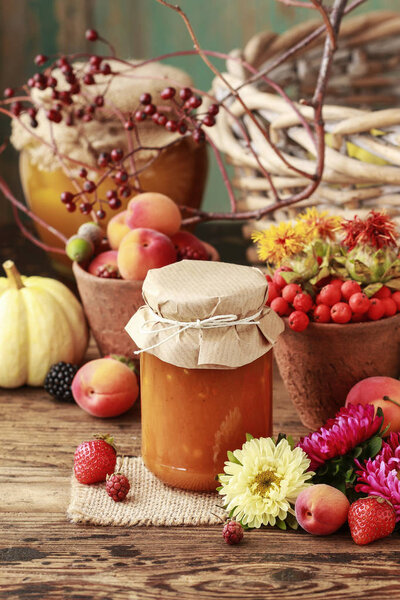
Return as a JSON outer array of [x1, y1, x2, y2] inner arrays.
[[68, 456, 226, 527]]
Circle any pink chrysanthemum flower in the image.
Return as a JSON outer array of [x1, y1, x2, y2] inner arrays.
[[297, 404, 382, 471], [355, 432, 400, 521]]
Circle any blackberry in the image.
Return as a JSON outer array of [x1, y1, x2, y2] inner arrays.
[[44, 362, 78, 402]]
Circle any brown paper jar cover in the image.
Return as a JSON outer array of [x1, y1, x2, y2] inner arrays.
[[125, 260, 284, 369]]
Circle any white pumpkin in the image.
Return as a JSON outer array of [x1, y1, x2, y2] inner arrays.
[[0, 260, 89, 388]]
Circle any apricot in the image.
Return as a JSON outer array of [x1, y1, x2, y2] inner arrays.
[[295, 484, 350, 535], [88, 250, 119, 277], [71, 358, 139, 417], [345, 376, 400, 434], [126, 192, 181, 236], [106, 210, 130, 250], [117, 227, 177, 281]]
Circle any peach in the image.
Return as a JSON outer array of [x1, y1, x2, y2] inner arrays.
[[117, 227, 177, 281], [126, 192, 181, 236], [170, 231, 209, 261], [106, 210, 130, 250], [88, 250, 119, 277], [345, 376, 400, 434], [295, 484, 350, 535], [71, 358, 139, 417]]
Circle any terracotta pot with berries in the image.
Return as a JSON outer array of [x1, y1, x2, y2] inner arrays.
[[253, 209, 400, 429]]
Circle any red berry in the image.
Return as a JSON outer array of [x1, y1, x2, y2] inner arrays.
[[111, 148, 123, 162], [34, 53, 48, 66], [83, 73, 95, 86], [188, 95, 202, 109], [124, 119, 134, 130], [330, 278, 344, 288], [178, 122, 188, 135], [392, 291, 400, 311], [47, 76, 58, 88], [4, 87, 14, 98], [83, 180, 96, 193], [208, 103, 219, 116], [368, 298, 385, 321], [351, 312, 367, 323], [373, 285, 391, 300], [282, 283, 302, 304], [165, 120, 178, 132], [79, 168, 88, 179], [222, 520, 243, 545], [157, 114, 167, 126], [66, 202, 76, 213], [86, 29, 99, 42], [179, 87, 192, 101], [46, 109, 62, 123], [108, 197, 122, 210], [73, 435, 117, 484], [288, 310, 309, 332], [118, 185, 131, 198], [192, 128, 205, 143], [348, 497, 396, 546], [313, 304, 331, 323], [115, 170, 128, 184], [134, 110, 146, 122], [160, 86, 176, 100], [331, 302, 352, 324], [315, 293, 323, 305], [79, 202, 92, 214], [106, 473, 130, 502], [97, 152, 110, 167], [293, 292, 313, 313], [273, 266, 292, 290], [144, 103, 156, 116], [90, 55, 102, 69], [96, 209, 106, 220], [139, 92, 152, 105], [94, 95, 104, 107], [270, 297, 290, 317], [101, 63, 111, 76], [11, 101, 23, 116], [382, 297, 397, 317], [349, 292, 370, 315], [266, 282, 279, 305], [202, 114, 215, 127], [319, 284, 341, 307], [60, 191, 74, 204], [341, 280, 362, 300]]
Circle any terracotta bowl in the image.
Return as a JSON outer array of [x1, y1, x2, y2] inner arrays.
[[73, 262, 143, 357], [73, 245, 220, 357], [274, 314, 400, 431]]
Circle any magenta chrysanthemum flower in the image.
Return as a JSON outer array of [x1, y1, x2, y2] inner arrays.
[[355, 432, 400, 521], [296, 404, 383, 471]]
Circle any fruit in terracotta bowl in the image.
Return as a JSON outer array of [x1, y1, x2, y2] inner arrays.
[[117, 228, 177, 280], [346, 376, 400, 434]]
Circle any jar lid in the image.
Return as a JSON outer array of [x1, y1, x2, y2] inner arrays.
[[125, 260, 284, 369]]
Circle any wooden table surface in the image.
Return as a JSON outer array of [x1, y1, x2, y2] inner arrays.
[[1, 225, 400, 600]]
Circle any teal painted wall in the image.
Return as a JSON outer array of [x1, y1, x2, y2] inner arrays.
[[0, 0, 398, 223]]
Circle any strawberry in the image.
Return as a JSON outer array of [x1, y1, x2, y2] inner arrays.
[[348, 496, 396, 545], [106, 473, 130, 502], [74, 434, 117, 484]]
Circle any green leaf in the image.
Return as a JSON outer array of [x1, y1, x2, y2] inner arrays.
[[216, 486, 222, 492], [286, 435, 295, 450], [227, 451, 242, 466], [275, 432, 287, 445], [285, 512, 299, 530], [353, 445, 363, 459], [245, 433, 254, 442], [275, 519, 287, 531], [367, 436, 382, 458], [228, 507, 238, 519]]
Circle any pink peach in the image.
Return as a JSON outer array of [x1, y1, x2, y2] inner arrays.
[[88, 250, 118, 277], [106, 210, 130, 250], [295, 484, 350, 535], [117, 227, 177, 281], [126, 192, 181, 236], [346, 376, 400, 434], [71, 358, 139, 418]]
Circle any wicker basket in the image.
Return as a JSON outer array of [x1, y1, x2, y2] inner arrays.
[[209, 11, 400, 264]]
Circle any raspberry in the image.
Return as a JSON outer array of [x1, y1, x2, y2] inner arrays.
[[313, 304, 331, 323], [368, 298, 385, 321], [319, 284, 341, 307], [281, 283, 302, 304], [288, 310, 309, 332], [293, 292, 313, 313], [331, 302, 352, 324], [349, 292, 370, 315], [382, 297, 397, 317], [341, 280, 362, 300], [270, 296, 290, 317], [373, 285, 391, 300], [106, 473, 130, 502], [222, 520, 243, 545]]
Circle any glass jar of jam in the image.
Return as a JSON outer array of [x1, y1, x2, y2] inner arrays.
[[126, 261, 283, 491]]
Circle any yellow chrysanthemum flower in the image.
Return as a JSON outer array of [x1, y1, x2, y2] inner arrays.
[[218, 437, 313, 529], [297, 207, 341, 242], [251, 221, 306, 265]]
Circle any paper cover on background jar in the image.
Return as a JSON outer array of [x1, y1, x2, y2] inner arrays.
[[125, 260, 284, 369]]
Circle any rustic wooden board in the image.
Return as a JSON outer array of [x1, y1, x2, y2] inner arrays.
[[1, 341, 400, 600]]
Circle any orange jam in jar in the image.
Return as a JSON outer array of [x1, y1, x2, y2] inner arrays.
[[140, 351, 273, 491], [126, 260, 284, 491]]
